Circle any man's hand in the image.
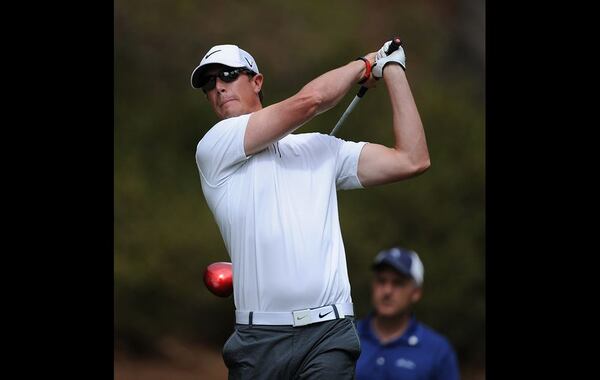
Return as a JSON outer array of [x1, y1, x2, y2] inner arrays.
[[372, 48, 406, 79], [375, 40, 401, 61]]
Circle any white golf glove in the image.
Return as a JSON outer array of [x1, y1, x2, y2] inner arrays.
[[372, 47, 406, 79], [375, 40, 397, 61]]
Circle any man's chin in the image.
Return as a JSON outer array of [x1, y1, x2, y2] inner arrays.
[[220, 104, 244, 119], [375, 306, 400, 318]]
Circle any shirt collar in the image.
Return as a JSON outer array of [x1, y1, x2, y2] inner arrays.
[[362, 312, 423, 347]]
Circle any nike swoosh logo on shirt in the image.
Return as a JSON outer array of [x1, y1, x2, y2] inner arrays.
[[319, 310, 333, 318], [205, 50, 221, 59]]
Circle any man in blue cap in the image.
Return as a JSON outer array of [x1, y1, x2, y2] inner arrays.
[[355, 246, 460, 380]]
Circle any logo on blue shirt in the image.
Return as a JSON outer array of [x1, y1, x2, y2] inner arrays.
[[395, 358, 416, 369]]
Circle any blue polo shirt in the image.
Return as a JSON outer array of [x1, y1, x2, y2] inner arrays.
[[355, 313, 460, 380]]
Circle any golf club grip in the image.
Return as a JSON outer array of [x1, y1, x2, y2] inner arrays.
[[385, 37, 402, 55], [357, 86, 368, 98]]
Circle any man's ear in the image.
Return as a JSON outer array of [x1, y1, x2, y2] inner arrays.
[[411, 286, 423, 304], [252, 73, 264, 93]]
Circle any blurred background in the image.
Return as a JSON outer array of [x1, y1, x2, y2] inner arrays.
[[115, 0, 485, 378]]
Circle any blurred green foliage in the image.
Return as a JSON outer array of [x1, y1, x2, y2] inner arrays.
[[115, 0, 485, 370]]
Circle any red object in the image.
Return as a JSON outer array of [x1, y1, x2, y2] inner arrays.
[[204, 262, 233, 297], [356, 57, 372, 85]]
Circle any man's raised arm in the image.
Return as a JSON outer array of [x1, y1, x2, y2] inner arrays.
[[357, 46, 430, 187], [245, 57, 373, 156]]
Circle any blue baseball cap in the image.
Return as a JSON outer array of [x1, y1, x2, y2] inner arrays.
[[372, 246, 424, 287]]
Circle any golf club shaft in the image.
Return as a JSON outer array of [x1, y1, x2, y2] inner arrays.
[[330, 87, 368, 136], [330, 37, 402, 136]]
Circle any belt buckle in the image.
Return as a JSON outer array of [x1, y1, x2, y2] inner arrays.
[[292, 309, 312, 327]]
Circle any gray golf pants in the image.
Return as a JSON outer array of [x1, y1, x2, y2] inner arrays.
[[222, 317, 361, 379]]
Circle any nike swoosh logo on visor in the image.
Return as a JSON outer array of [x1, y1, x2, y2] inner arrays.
[[205, 50, 221, 59], [318, 310, 333, 318], [244, 57, 253, 67]]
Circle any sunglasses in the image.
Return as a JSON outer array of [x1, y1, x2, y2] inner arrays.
[[201, 68, 255, 93]]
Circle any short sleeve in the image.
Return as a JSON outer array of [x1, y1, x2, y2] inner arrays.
[[195, 114, 251, 187], [334, 138, 367, 190]]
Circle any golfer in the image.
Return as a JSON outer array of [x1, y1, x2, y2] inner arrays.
[[191, 39, 429, 379]]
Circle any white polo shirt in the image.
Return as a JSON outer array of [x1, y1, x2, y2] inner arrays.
[[196, 113, 366, 312]]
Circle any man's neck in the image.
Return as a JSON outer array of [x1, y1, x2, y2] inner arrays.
[[371, 312, 412, 345]]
